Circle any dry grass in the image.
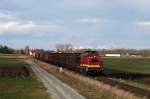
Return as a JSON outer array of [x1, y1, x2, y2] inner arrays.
[[113, 78, 150, 91], [33, 59, 143, 99]]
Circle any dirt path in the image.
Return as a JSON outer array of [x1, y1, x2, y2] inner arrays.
[[25, 60, 86, 99]]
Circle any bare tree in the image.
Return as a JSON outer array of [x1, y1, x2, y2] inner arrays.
[[55, 43, 73, 53], [55, 44, 64, 52], [64, 43, 73, 52], [24, 45, 30, 55]]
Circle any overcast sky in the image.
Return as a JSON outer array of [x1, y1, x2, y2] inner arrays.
[[0, 0, 150, 49]]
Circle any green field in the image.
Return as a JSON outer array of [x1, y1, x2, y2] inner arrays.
[[0, 58, 27, 67], [102, 57, 150, 90], [102, 57, 150, 74], [0, 55, 50, 99]]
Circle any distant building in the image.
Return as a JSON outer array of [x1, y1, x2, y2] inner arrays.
[[126, 53, 144, 57], [105, 54, 121, 57]]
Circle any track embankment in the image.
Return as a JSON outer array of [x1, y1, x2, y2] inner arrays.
[[96, 76, 150, 99]]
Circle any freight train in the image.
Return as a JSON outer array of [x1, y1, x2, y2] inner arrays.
[[32, 50, 103, 73]]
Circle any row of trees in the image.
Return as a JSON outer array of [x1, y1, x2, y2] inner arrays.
[[55, 44, 150, 57], [0, 45, 27, 54], [1, 43, 150, 57], [0, 45, 15, 54]]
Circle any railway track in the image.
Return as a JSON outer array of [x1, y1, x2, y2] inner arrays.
[[95, 76, 150, 98]]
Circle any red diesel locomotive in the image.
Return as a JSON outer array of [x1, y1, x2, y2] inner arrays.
[[34, 50, 103, 72], [80, 51, 103, 71]]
